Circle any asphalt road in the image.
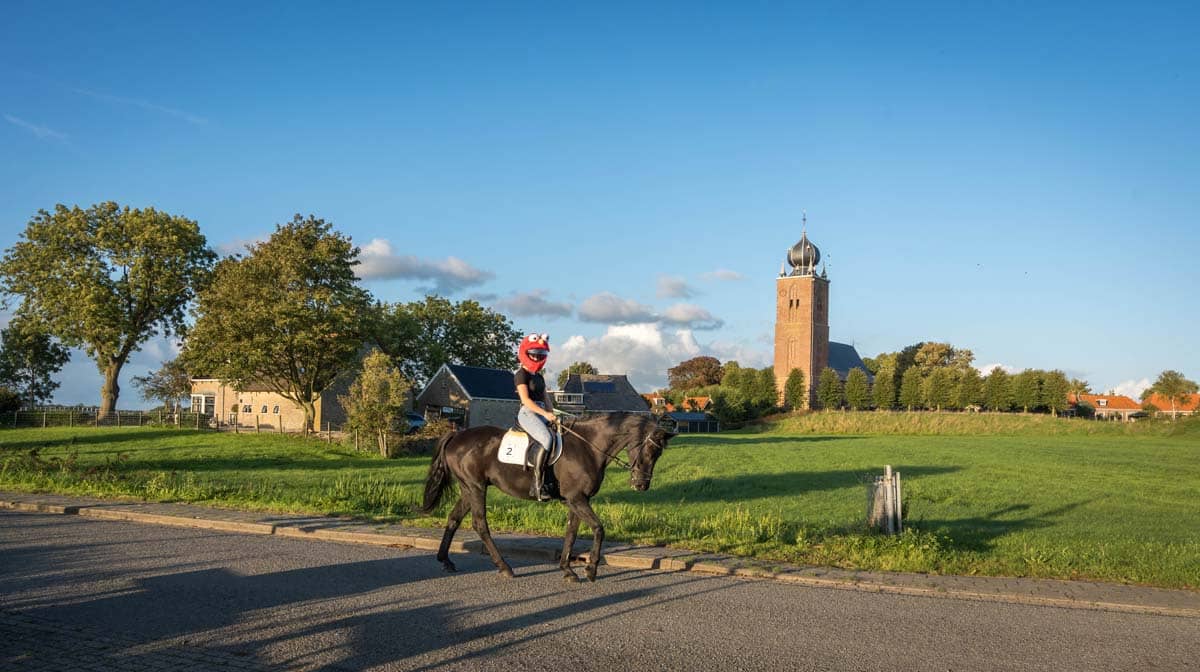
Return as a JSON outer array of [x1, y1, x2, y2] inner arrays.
[[1, 511, 1196, 671]]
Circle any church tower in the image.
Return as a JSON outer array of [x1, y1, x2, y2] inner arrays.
[[774, 221, 830, 409]]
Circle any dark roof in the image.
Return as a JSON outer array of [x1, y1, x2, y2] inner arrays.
[[829, 342, 873, 382], [561, 374, 649, 413], [665, 411, 716, 422], [446, 364, 520, 400]]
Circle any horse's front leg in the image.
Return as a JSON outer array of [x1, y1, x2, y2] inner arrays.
[[566, 497, 605, 582], [559, 510, 582, 583], [436, 498, 470, 572], [466, 486, 514, 578]]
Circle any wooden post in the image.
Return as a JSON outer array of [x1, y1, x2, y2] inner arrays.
[[255, 415, 260, 433], [326, 421, 331, 444], [894, 470, 903, 533], [195, 412, 200, 430], [277, 414, 282, 434], [11, 411, 16, 428], [43, 411, 47, 428], [116, 411, 121, 428], [354, 430, 359, 451], [68, 411, 72, 428], [139, 411, 144, 426], [383, 432, 388, 458], [234, 415, 239, 434]]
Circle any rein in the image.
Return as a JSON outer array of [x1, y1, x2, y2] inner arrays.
[[556, 418, 661, 479]]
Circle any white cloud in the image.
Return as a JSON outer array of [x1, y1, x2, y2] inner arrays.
[[492, 290, 573, 319], [660, 303, 724, 330], [976, 362, 1018, 375], [1110, 378, 1151, 400], [4, 114, 68, 141], [703, 268, 744, 281], [356, 238, 494, 294], [549, 324, 702, 391], [656, 275, 697, 299], [577, 292, 658, 324]]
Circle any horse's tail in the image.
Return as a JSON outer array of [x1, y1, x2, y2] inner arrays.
[[418, 431, 457, 514]]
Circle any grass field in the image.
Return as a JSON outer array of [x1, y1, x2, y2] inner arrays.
[[1, 413, 1197, 589]]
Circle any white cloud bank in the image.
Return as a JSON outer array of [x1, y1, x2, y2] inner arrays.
[[356, 238, 494, 294], [656, 275, 697, 299], [492, 290, 573, 318], [577, 292, 724, 331], [1110, 378, 1151, 400]]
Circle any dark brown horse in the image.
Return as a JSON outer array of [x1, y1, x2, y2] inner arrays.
[[419, 412, 675, 582]]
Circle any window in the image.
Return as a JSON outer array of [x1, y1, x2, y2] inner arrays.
[[554, 392, 584, 405], [1098, 399, 1108, 407], [242, 404, 252, 413], [261, 405, 268, 414], [273, 405, 280, 414]]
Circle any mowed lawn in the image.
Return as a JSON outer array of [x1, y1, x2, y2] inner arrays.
[[1, 416, 1197, 589]]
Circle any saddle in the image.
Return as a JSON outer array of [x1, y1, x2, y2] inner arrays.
[[498, 428, 563, 467]]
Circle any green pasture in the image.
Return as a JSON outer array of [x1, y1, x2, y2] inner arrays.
[[1, 413, 1197, 589]]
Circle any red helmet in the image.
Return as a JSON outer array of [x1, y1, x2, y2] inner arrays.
[[518, 333, 550, 374]]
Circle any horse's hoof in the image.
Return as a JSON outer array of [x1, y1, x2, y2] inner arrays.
[[562, 571, 580, 583], [585, 566, 597, 582], [441, 562, 457, 573], [499, 567, 515, 579]]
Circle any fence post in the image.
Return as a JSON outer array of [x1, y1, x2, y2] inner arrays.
[[277, 414, 282, 434], [68, 411, 73, 428], [354, 430, 359, 451], [326, 421, 331, 444], [195, 413, 200, 430], [234, 415, 239, 434], [11, 411, 15, 428], [255, 415, 260, 433], [116, 411, 121, 428], [43, 411, 47, 428], [139, 411, 144, 426]]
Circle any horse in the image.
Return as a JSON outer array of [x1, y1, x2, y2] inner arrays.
[[419, 411, 676, 582]]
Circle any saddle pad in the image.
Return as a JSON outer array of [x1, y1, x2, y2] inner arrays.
[[498, 429, 563, 467]]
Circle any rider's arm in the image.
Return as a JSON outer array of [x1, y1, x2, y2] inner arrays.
[[517, 383, 556, 422]]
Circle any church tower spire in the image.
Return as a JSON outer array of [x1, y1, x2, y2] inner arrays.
[[774, 217, 831, 409]]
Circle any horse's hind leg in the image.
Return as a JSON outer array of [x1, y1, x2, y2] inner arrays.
[[567, 497, 605, 582], [436, 498, 470, 572], [559, 511, 582, 582], [465, 487, 514, 578]]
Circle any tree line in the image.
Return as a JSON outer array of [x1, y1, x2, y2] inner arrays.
[[0, 203, 521, 431]]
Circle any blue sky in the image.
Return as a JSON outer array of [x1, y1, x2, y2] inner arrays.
[[2, 1, 1197, 406]]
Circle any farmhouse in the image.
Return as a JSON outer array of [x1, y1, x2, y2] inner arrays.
[[1143, 392, 1199, 418], [1068, 393, 1142, 421], [554, 374, 652, 416], [189, 376, 351, 431], [664, 410, 721, 433], [414, 363, 522, 429]]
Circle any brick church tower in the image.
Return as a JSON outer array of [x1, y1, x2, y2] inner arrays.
[[774, 223, 829, 409]]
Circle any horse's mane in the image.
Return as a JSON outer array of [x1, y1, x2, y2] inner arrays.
[[567, 412, 654, 444]]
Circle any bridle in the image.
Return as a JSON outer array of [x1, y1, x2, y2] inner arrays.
[[557, 419, 665, 484]]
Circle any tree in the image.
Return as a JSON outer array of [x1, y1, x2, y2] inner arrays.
[[0, 203, 216, 415], [1040, 370, 1071, 416], [0, 316, 70, 409], [783, 367, 806, 410], [339, 349, 411, 456], [751, 367, 778, 414], [899, 367, 924, 411], [983, 367, 1013, 412], [132, 357, 193, 414], [844, 368, 871, 410], [872, 365, 896, 410], [668, 356, 723, 390], [955, 366, 984, 410], [373, 296, 520, 385], [1012, 369, 1042, 413], [0, 386, 20, 413], [183, 215, 371, 432], [923, 367, 955, 411], [1144, 370, 1199, 419], [816, 367, 843, 411], [557, 361, 598, 388]]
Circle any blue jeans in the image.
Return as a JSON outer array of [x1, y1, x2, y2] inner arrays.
[[517, 406, 552, 453]]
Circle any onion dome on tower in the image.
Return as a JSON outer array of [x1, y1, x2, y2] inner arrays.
[[784, 216, 821, 277]]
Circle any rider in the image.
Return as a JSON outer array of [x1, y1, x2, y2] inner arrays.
[[515, 333, 556, 501]]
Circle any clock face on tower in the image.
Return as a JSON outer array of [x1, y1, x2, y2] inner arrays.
[[778, 286, 787, 297]]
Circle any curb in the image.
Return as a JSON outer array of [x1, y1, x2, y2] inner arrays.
[[3, 494, 1197, 619]]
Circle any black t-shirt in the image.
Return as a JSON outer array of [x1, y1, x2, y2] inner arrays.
[[514, 368, 546, 405]]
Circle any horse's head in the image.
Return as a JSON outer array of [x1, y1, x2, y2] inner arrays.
[[626, 422, 676, 491]]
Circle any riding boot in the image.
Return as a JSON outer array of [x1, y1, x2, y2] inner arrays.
[[529, 443, 550, 501]]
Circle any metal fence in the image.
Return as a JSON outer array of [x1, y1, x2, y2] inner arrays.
[[2, 410, 214, 430]]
